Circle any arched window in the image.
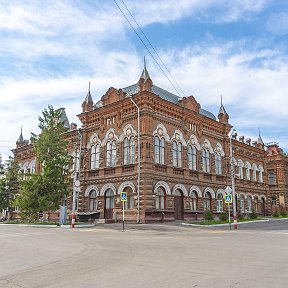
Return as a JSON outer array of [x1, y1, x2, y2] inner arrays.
[[123, 137, 135, 165], [246, 164, 251, 180], [154, 136, 165, 165], [172, 141, 182, 168], [155, 186, 166, 209], [105, 189, 115, 209], [91, 144, 100, 169], [240, 195, 245, 213], [215, 154, 222, 175], [247, 196, 252, 213], [204, 192, 212, 210], [89, 190, 97, 211], [252, 167, 257, 182], [190, 190, 198, 211], [202, 149, 210, 173], [254, 196, 259, 212], [123, 187, 134, 209], [216, 193, 223, 212], [188, 145, 197, 170], [238, 162, 244, 179], [106, 140, 116, 167]]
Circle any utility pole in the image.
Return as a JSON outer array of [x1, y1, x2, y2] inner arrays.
[[71, 129, 82, 228], [229, 129, 238, 230], [129, 96, 141, 223]]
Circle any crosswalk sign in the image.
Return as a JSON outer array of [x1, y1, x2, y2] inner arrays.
[[121, 192, 127, 202], [225, 194, 232, 204]]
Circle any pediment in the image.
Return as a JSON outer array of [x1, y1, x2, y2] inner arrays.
[[179, 96, 200, 112], [101, 87, 125, 106]]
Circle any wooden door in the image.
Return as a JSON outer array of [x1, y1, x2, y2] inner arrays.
[[174, 190, 184, 220], [104, 189, 114, 219]]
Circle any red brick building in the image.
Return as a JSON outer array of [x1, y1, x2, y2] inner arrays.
[[13, 64, 284, 222]]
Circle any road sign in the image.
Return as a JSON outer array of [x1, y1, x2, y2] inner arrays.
[[121, 192, 127, 202], [225, 194, 232, 204], [225, 186, 232, 194]]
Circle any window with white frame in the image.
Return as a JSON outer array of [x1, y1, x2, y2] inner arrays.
[[155, 186, 166, 209], [246, 165, 251, 180], [106, 140, 116, 167], [89, 190, 97, 211], [240, 195, 245, 213], [259, 170, 263, 183], [172, 141, 182, 168], [123, 137, 135, 165], [215, 154, 222, 175], [91, 144, 100, 169], [216, 193, 223, 212], [202, 149, 210, 173], [254, 197, 259, 212], [204, 192, 212, 210], [247, 196, 252, 212], [190, 190, 198, 211], [188, 145, 197, 170], [252, 166, 257, 182], [154, 136, 165, 165], [268, 171, 276, 185]]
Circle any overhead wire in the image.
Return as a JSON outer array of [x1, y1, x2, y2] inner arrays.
[[119, 0, 186, 97], [113, 0, 184, 98]]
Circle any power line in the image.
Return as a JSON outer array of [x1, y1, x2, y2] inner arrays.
[[113, 0, 183, 98], [119, 0, 186, 97]]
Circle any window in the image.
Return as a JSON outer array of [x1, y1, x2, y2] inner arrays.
[[204, 192, 212, 210], [259, 170, 263, 183], [190, 191, 198, 211], [154, 136, 165, 165], [89, 190, 97, 211], [155, 186, 166, 209], [123, 187, 134, 209], [106, 140, 116, 167], [215, 154, 222, 175], [91, 144, 100, 169], [216, 194, 223, 212], [246, 166, 251, 180], [123, 137, 135, 165], [254, 197, 259, 212], [271, 196, 277, 206], [172, 141, 182, 168], [105, 189, 114, 209], [247, 196, 252, 213], [202, 149, 210, 173], [252, 168, 257, 182], [240, 195, 245, 213], [188, 145, 197, 170], [268, 171, 277, 185]]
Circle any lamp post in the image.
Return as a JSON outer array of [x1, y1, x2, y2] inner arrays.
[[129, 96, 141, 224], [229, 129, 238, 230], [71, 129, 82, 228]]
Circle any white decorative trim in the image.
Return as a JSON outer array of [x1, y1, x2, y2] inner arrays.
[[87, 133, 101, 150], [117, 181, 136, 195], [258, 165, 264, 172], [245, 161, 251, 169], [203, 187, 216, 198], [246, 193, 254, 200], [154, 181, 171, 195], [172, 184, 188, 196], [101, 128, 119, 147], [252, 163, 258, 171], [237, 159, 244, 167], [153, 124, 170, 142], [260, 194, 266, 200], [214, 143, 225, 157], [189, 186, 202, 198], [202, 139, 214, 154], [100, 183, 117, 196], [85, 185, 100, 197], [118, 124, 137, 142], [232, 157, 238, 166], [216, 188, 225, 197], [171, 130, 187, 147], [187, 134, 201, 150], [23, 162, 29, 169]]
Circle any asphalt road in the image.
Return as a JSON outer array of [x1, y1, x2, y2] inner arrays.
[[0, 219, 288, 288]]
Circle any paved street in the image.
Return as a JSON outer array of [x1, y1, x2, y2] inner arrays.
[[1, 219, 288, 288]]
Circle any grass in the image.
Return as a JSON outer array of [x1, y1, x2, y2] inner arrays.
[[188, 218, 266, 225]]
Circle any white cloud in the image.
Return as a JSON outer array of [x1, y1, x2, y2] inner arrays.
[[267, 12, 288, 35]]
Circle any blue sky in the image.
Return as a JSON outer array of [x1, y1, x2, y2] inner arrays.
[[0, 0, 288, 161]]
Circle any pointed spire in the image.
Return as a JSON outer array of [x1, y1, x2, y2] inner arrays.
[[84, 81, 93, 103], [17, 126, 24, 143], [140, 56, 151, 81], [218, 95, 227, 115], [82, 81, 94, 112], [257, 129, 264, 145]]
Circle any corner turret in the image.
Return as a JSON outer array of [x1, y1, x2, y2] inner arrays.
[[82, 82, 94, 112]]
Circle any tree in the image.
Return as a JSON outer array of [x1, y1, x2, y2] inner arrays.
[[16, 106, 71, 219]]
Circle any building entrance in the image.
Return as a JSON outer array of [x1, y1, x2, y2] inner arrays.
[[104, 189, 114, 219], [174, 189, 184, 220]]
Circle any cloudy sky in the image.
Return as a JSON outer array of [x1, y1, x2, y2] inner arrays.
[[0, 0, 288, 161]]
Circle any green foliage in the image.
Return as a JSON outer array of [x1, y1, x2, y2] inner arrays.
[[279, 207, 288, 217], [204, 209, 214, 221], [272, 210, 279, 217], [16, 106, 71, 218], [249, 209, 258, 219], [238, 213, 244, 221], [219, 212, 228, 221]]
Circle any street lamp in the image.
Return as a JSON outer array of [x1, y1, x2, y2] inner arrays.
[[229, 129, 238, 230], [129, 96, 140, 224], [71, 129, 82, 228]]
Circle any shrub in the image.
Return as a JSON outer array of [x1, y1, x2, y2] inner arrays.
[[272, 210, 279, 217], [238, 213, 244, 221], [204, 210, 213, 221], [219, 212, 228, 222], [279, 207, 288, 217], [249, 209, 257, 219]]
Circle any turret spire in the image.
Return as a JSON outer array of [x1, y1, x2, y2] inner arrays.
[[140, 56, 151, 81], [218, 95, 229, 124], [17, 126, 24, 143]]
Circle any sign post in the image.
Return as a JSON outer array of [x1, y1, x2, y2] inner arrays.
[[225, 186, 233, 231], [120, 192, 127, 232]]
